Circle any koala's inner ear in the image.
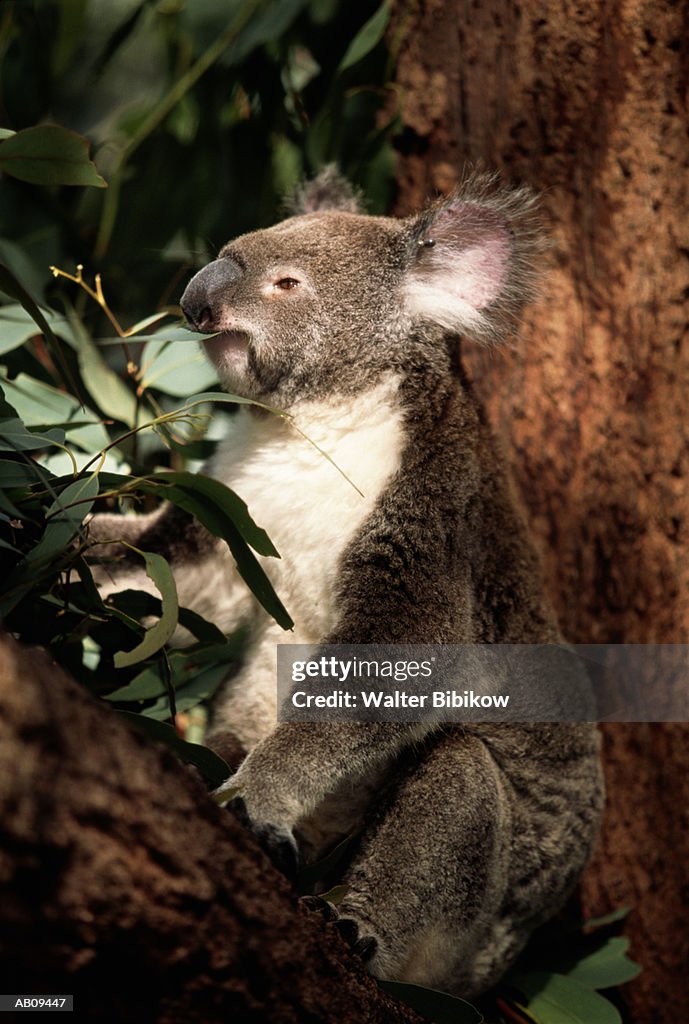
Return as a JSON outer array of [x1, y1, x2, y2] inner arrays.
[[287, 165, 363, 215], [404, 174, 543, 344]]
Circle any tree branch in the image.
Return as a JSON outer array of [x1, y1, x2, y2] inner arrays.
[[0, 634, 421, 1023]]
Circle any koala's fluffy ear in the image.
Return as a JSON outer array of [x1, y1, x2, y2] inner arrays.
[[287, 164, 364, 215], [404, 172, 544, 343]]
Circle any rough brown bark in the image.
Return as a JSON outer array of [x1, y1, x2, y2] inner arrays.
[[0, 634, 421, 1024], [393, 2, 689, 1022]]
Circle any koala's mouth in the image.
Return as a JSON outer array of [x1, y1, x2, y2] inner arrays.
[[202, 330, 251, 372]]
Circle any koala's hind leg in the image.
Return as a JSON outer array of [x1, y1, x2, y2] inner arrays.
[[332, 730, 515, 997]]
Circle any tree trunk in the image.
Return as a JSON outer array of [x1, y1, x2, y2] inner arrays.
[[0, 634, 420, 1024], [392, 2, 689, 1021]]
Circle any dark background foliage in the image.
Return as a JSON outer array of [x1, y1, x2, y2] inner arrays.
[[1, 0, 397, 323]]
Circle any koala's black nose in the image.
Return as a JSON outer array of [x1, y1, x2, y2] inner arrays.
[[180, 257, 244, 333]]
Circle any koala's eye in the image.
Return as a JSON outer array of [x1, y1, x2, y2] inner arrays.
[[274, 277, 300, 291]]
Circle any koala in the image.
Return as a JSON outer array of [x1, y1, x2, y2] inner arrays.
[[91, 168, 604, 998]]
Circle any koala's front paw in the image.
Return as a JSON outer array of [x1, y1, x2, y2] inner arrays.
[[227, 793, 301, 879]]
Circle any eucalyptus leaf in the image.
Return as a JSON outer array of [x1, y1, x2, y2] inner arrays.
[[0, 372, 109, 452], [138, 336, 218, 396], [107, 589, 227, 644], [68, 318, 137, 426], [140, 471, 279, 557], [0, 458, 54, 488], [28, 474, 100, 566], [113, 549, 179, 667], [378, 981, 481, 1024], [338, 2, 390, 73], [0, 124, 106, 187], [0, 304, 73, 354], [0, 418, 66, 452], [0, 262, 82, 400], [106, 634, 238, 701], [117, 710, 230, 787], [512, 972, 622, 1024], [559, 938, 641, 989], [116, 471, 292, 629], [142, 661, 231, 719]]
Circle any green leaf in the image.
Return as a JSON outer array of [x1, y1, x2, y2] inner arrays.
[[115, 471, 292, 630], [0, 458, 53, 488], [107, 589, 227, 645], [0, 262, 84, 401], [0, 305, 73, 355], [117, 710, 230, 787], [378, 981, 482, 1024], [125, 312, 171, 335], [560, 938, 641, 989], [224, 0, 309, 66], [318, 883, 348, 905], [0, 418, 66, 452], [338, 2, 390, 72], [0, 372, 109, 453], [113, 549, 179, 668], [138, 336, 218, 396], [0, 124, 106, 187], [142, 471, 279, 557], [68, 317, 137, 426], [142, 661, 232, 719], [28, 474, 100, 566], [106, 636, 239, 701], [0, 239, 48, 303], [512, 972, 622, 1024]]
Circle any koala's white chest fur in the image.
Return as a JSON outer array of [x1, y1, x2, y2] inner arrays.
[[209, 375, 404, 640]]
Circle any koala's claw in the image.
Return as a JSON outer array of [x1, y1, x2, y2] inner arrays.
[[332, 913, 379, 963], [302, 896, 377, 963], [229, 795, 300, 879]]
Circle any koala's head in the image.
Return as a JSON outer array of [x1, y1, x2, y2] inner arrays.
[[181, 166, 543, 407]]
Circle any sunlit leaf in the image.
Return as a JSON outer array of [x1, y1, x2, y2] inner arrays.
[[0, 372, 109, 453], [68, 317, 137, 427], [113, 549, 179, 667], [138, 336, 218, 396], [0, 305, 69, 355]]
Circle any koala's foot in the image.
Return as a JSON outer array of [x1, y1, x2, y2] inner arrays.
[[230, 795, 300, 879], [301, 896, 377, 963]]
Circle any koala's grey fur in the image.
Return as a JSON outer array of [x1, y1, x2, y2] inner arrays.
[[91, 169, 603, 998]]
